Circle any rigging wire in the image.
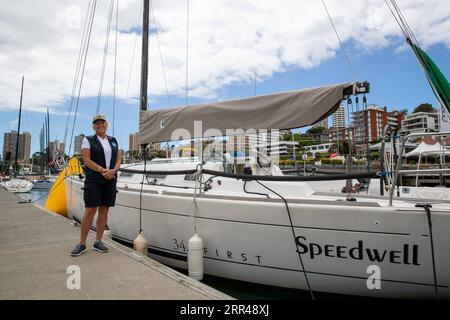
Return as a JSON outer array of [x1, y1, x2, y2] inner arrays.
[[254, 180, 315, 300], [390, 0, 434, 73], [387, 0, 447, 114], [121, 1, 142, 149], [185, 0, 190, 106], [112, 0, 119, 136], [391, 0, 419, 45], [320, 0, 357, 81], [96, 0, 115, 115], [385, 5, 442, 296], [63, 0, 93, 152], [384, 0, 408, 39], [68, 0, 98, 156], [150, 0, 172, 106], [385, 0, 428, 68], [125, 2, 143, 102]]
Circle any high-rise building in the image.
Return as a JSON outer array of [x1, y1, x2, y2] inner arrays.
[[399, 110, 439, 136], [74, 134, 85, 155], [3, 131, 17, 162], [129, 132, 139, 151], [352, 105, 388, 147], [2, 130, 31, 163], [49, 140, 65, 159], [312, 118, 328, 129], [39, 126, 45, 153], [387, 111, 405, 131], [327, 127, 354, 144], [19, 132, 31, 163], [332, 104, 346, 128]]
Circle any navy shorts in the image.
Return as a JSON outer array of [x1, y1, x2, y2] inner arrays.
[[83, 181, 118, 208]]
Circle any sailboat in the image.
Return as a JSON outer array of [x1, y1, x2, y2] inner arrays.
[[0, 76, 34, 193], [64, 0, 450, 298]]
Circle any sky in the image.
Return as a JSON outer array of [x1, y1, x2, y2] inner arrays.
[[1, 0, 450, 156]]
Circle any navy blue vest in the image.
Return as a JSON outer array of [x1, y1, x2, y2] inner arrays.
[[84, 135, 119, 183]]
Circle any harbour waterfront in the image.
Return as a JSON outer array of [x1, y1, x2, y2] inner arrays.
[[1, 0, 449, 301], [1, 189, 231, 300]]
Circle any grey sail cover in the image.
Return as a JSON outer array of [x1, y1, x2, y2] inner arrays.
[[139, 83, 351, 143]]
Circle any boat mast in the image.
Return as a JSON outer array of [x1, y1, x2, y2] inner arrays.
[[139, 0, 149, 151], [140, 0, 149, 112], [14, 76, 24, 174], [47, 108, 50, 173]]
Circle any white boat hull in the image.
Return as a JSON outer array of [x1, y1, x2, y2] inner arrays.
[[0, 179, 34, 193], [65, 174, 450, 299], [31, 180, 54, 190]]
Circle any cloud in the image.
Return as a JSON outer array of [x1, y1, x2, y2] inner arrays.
[[0, 0, 449, 113], [9, 119, 18, 130]]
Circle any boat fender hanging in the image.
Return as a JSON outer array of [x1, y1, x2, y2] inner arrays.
[[188, 233, 204, 281], [134, 230, 148, 255]]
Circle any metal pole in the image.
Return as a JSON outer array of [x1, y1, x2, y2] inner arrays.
[[388, 131, 450, 206], [47, 108, 50, 171], [44, 119, 47, 175], [139, 0, 149, 152], [364, 97, 371, 172], [392, 132, 400, 197], [140, 0, 149, 111], [14, 76, 24, 174], [336, 126, 339, 156], [292, 131, 298, 171], [379, 138, 385, 196]]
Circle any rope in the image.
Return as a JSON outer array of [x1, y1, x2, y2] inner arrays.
[[384, 0, 408, 39], [96, 0, 115, 115], [20, 158, 84, 204], [415, 204, 439, 299], [138, 148, 148, 233], [391, 0, 419, 45], [68, 0, 98, 156], [254, 180, 315, 300], [192, 163, 202, 234], [26, 174, 71, 204], [119, 167, 379, 181], [63, 0, 93, 152], [243, 180, 269, 198], [385, 1, 433, 76], [320, 0, 357, 81]]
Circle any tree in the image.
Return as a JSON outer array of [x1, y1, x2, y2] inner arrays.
[[127, 150, 141, 160], [298, 138, 320, 148], [413, 103, 434, 114], [399, 108, 408, 115], [306, 126, 326, 135], [282, 131, 292, 141], [329, 141, 355, 155]]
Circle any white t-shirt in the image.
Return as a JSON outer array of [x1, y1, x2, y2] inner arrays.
[[81, 136, 118, 169]]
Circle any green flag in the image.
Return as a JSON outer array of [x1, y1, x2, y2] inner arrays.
[[407, 38, 450, 113]]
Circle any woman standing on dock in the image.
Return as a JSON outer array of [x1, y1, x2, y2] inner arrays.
[[71, 115, 121, 256]]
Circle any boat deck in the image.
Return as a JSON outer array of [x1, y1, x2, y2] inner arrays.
[[0, 189, 232, 300]]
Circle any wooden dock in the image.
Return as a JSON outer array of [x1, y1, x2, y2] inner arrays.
[[0, 189, 232, 300]]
